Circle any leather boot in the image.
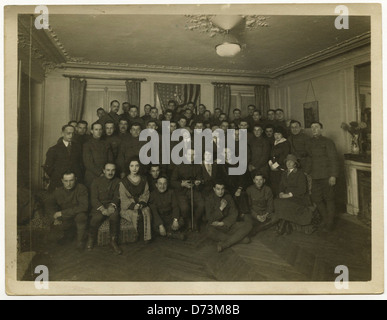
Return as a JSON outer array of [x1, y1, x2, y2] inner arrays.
[[110, 236, 122, 255]]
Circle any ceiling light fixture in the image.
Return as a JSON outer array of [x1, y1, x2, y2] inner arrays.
[[215, 31, 241, 57]]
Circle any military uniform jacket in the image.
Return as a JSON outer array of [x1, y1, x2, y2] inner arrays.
[[248, 136, 271, 170], [171, 163, 203, 191], [246, 184, 274, 216], [90, 176, 120, 211], [205, 192, 238, 229], [83, 138, 113, 185], [305, 135, 339, 179], [149, 189, 180, 227], [45, 183, 89, 219], [117, 136, 146, 174]]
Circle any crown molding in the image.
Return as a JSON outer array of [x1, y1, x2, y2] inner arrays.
[[18, 15, 67, 75], [270, 32, 371, 78]]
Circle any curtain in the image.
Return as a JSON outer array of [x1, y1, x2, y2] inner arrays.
[[69, 78, 87, 121], [154, 83, 201, 113], [214, 83, 231, 116], [125, 80, 141, 108], [254, 85, 270, 116]]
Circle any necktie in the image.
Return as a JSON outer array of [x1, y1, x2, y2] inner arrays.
[[67, 142, 72, 155]]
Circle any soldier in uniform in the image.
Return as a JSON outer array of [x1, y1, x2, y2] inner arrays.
[[288, 120, 309, 171], [305, 122, 339, 232], [104, 120, 121, 162], [83, 122, 114, 188], [45, 170, 88, 252], [101, 100, 121, 130], [87, 163, 122, 255]]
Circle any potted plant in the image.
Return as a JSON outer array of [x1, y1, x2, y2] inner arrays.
[[341, 121, 367, 154]]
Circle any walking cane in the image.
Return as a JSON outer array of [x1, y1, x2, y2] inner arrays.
[[191, 182, 194, 231]]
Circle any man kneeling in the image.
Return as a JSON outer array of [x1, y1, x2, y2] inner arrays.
[[149, 176, 186, 241], [87, 163, 122, 255], [205, 180, 253, 253]]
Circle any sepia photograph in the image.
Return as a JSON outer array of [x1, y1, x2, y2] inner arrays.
[[3, 2, 384, 296]]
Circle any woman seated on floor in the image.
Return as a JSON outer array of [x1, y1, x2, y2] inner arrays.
[[119, 157, 152, 243], [273, 154, 316, 235]]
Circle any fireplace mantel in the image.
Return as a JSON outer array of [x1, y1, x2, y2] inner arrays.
[[344, 155, 371, 215]]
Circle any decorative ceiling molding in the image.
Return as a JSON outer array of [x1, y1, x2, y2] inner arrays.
[[270, 32, 371, 77], [18, 15, 67, 75], [185, 15, 269, 37]]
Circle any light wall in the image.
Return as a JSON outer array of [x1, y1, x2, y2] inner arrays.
[[270, 45, 370, 205]]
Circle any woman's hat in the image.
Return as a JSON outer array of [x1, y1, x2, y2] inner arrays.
[[285, 154, 299, 165], [273, 126, 286, 136]]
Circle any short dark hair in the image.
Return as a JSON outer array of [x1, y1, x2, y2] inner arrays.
[[165, 109, 173, 115], [68, 120, 77, 125], [311, 121, 323, 129], [265, 124, 275, 130], [146, 120, 157, 126], [253, 110, 262, 116], [267, 109, 276, 114], [128, 156, 141, 167], [221, 120, 230, 126], [122, 102, 130, 106], [149, 164, 160, 170], [61, 170, 77, 179], [214, 108, 222, 112], [156, 175, 169, 183], [150, 107, 158, 112], [129, 105, 139, 111], [144, 104, 152, 109], [119, 119, 129, 124], [97, 107, 105, 112], [213, 179, 226, 188], [130, 122, 142, 129], [170, 120, 177, 125], [252, 170, 266, 180], [275, 108, 284, 113], [104, 120, 114, 126], [77, 120, 88, 126], [219, 113, 227, 118], [110, 100, 120, 106], [233, 108, 242, 114], [91, 122, 103, 130], [253, 123, 264, 130], [178, 115, 188, 122], [167, 100, 176, 106], [290, 120, 302, 127], [248, 104, 256, 109], [204, 110, 211, 115], [62, 124, 75, 132]]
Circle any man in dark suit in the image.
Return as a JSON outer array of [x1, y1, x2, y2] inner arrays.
[[305, 122, 339, 232], [83, 122, 114, 188], [44, 124, 83, 192], [201, 150, 220, 197], [73, 120, 90, 146], [171, 149, 204, 231]]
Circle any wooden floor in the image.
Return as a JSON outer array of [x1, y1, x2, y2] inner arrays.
[[20, 214, 371, 282]]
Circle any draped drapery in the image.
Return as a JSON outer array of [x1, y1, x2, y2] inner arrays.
[[214, 83, 231, 116], [254, 85, 270, 116], [154, 83, 201, 113], [125, 80, 141, 108], [69, 78, 87, 121]]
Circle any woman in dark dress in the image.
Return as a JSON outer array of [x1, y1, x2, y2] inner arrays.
[[273, 154, 315, 235], [268, 126, 291, 197], [119, 157, 152, 242]]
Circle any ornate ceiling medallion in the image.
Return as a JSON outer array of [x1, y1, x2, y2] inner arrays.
[[185, 15, 269, 37]]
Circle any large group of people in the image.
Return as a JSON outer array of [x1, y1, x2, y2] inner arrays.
[[43, 99, 339, 254]]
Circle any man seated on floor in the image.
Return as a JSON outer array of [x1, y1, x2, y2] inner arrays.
[[205, 180, 253, 253], [245, 171, 274, 231], [45, 170, 88, 252], [87, 162, 122, 255], [149, 176, 186, 240]]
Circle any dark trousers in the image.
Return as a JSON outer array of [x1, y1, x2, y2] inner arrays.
[[176, 189, 205, 229], [89, 210, 120, 239], [311, 179, 336, 228], [207, 220, 253, 250], [62, 212, 88, 242]]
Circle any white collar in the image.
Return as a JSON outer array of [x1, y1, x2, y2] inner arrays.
[[274, 137, 287, 146], [63, 140, 70, 147]]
